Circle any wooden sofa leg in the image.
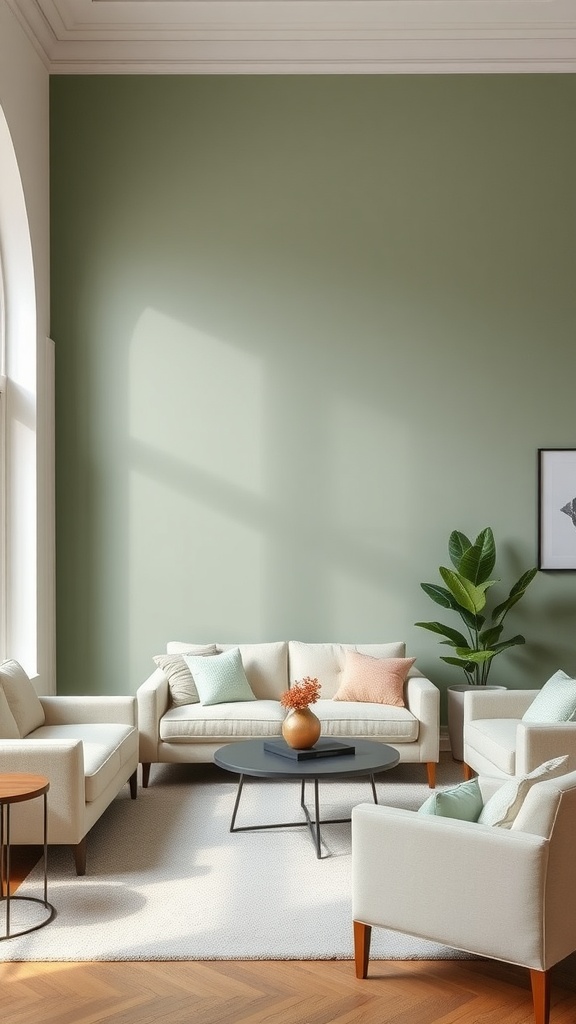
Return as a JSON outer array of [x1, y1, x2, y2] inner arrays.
[[463, 762, 475, 781], [426, 762, 436, 789], [73, 838, 87, 876], [141, 763, 151, 788], [129, 770, 137, 799], [530, 968, 551, 1024], [353, 921, 371, 979]]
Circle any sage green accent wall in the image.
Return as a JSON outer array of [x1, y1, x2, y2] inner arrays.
[[51, 75, 576, 712]]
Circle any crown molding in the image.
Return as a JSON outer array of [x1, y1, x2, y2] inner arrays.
[[6, 0, 576, 74]]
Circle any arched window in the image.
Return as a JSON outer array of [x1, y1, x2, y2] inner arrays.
[[0, 105, 39, 678]]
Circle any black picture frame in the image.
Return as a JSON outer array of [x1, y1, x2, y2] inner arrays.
[[538, 448, 576, 570]]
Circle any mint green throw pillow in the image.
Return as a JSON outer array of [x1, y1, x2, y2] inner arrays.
[[183, 647, 256, 706], [522, 669, 576, 723], [418, 778, 483, 821]]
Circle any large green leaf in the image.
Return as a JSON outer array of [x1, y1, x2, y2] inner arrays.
[[441, 655, 476, 672], [449, 531, 472, 571], [454, 647, 496, 664], [460, 607, 485, 631], [415, 621, 469, 647], [458, 528, 496, 585], [439, 567, 493, 615], [420, 583, 460, 611], [492, 568, 538, 622], [490, 635, 526, 655], [479, 624, 503, 647]]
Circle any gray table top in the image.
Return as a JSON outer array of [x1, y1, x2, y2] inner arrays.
[[213, 738, 400, 780]]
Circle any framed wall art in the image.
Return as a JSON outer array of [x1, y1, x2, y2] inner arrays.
[[538, 448, 576, 570]]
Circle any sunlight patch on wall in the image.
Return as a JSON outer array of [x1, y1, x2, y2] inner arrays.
[[129, 307, 264, 495]]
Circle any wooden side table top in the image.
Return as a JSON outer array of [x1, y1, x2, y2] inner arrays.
[[0, 774, 50, 804]]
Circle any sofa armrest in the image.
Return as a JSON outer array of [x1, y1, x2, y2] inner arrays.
[[464, 689, 537, 724], [516, 722, 576, 775], [136, 668, 169, 762], [351, 802, 548, 967], [405, 675, 440, 762], [40, 695, 137, 727], [0, 738, 86, 842]]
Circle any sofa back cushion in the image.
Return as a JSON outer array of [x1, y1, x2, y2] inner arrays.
[[288, 642, 406, 699], [167, 641, 288, 700], [0, 659, 45, 736]]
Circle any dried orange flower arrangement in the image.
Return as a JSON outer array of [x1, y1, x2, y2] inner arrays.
[[280, 676, 321, 710]]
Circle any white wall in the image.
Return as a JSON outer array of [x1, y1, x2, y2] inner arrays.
[[0, 1, 54, 691]]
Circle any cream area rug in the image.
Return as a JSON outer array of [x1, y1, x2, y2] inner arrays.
[[1, 754, 471, 962]]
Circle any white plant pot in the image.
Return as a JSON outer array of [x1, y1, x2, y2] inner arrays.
[[447, 684, 507, 762]]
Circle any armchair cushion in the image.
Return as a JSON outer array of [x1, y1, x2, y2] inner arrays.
[[30, 722, 138, 802], [465, 717, 519, 775], [418, 777, 483, 821], [332, 650, 415, 706], [522, 669, 576, 723], [0, 659, 45, 736], [478, 754, 569, 828]]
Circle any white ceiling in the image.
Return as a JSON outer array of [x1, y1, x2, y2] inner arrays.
[[6, 0, 576, 74]]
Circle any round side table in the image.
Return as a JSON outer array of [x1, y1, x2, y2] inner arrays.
[[0, 773, 56, 939]]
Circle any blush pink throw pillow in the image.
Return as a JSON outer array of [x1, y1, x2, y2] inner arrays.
[[332, 649, 415, 706]]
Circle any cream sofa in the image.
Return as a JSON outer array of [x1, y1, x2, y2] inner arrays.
[[137, 640, 440, 788], [0, 659, 139, 874]]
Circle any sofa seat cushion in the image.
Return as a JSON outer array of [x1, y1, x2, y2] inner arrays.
[[159, 700, 285, 742], [315, 699, 419, 742], [465, 718, 519, 776], [30, 724, 138, 802]]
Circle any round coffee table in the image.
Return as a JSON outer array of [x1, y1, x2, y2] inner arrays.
[[214, 738, 400, 859]]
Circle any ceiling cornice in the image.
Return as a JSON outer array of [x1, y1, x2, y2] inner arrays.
[[6, 0, 576, 74]]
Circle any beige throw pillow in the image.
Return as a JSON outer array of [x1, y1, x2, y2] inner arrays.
[[0, 685, 20, 738], [154, 645, 218, 707], [478, 755, 569, 828], [0, 659, 45, 736], [332, 649, 415, 706]]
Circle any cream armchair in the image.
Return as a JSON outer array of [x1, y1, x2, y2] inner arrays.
[[463, 689, 576, 780], [351, 769, 576, 1024], [0, 660, 138, 874]]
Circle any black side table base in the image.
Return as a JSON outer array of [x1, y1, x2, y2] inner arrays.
[[229, 773, 379, 859], [0, 896, 56, 940], [1, 788, 55, 939]]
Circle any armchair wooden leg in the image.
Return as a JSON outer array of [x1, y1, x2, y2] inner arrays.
[[129, 770, 137, 799], [530, 968, 551, 1024], [72, 837, 87, 876], [353, 920, 372, 979], [141, 763, 151, 788], [463, 762, 475, 781], [426, 762, 436, 789]]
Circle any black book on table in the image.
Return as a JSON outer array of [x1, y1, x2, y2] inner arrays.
[[263, 738, 356, 761]]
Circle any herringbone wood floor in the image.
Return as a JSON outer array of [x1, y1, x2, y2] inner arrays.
[[3, 791, 576, 1024], [1, 956, 576, 1024]]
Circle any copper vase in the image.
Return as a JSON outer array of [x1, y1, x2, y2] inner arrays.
[[281, 707, 321, 749]]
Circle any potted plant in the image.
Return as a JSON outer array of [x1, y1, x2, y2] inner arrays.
[[415, 527, 538, 760]]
